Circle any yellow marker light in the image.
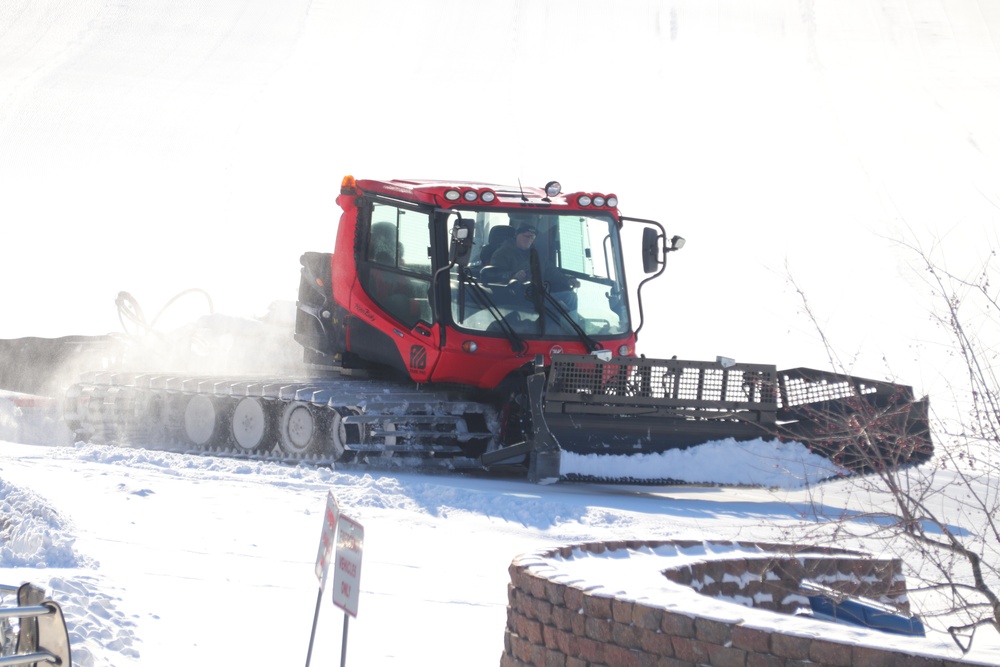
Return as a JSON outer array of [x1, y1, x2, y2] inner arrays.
[[461, 340, 478, 353]]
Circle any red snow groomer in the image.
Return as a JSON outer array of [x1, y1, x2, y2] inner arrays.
[[1, 176, 932, 482]]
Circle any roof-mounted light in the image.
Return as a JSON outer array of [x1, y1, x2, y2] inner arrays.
[[463, 190, 478, 202], [480, 190, 496, 203], [577, 194, 592, 206], [544, 181, 562, 197], [593, 195, 606, 207], [341, 174, 358, 194], [606, 194, 618, 207], [444, 189, 461, 201]]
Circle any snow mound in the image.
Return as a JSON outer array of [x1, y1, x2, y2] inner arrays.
[[0, 478, 93, 568]]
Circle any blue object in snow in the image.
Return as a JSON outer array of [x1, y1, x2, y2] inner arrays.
[[805, 588, 925, 637]]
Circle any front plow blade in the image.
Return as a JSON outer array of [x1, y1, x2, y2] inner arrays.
[[530, 355, 932, 482]]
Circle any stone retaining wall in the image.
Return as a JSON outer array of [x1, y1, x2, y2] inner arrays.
[[500, 540, 989, 667]]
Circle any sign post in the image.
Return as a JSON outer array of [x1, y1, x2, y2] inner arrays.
[[331, 515, 364, 667], [305, 491, 339, 667]]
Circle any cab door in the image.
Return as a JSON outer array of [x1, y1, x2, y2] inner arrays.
[[353, 200, 441, 380]]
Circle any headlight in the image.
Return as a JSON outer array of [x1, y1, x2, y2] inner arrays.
[[444, 190, 461, 201], [463, 190, 478, 202], [481, 190, 496, 203], [577, 195, 592, 206]]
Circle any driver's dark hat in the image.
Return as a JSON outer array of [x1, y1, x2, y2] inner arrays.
[[515, 223, 537, 236]]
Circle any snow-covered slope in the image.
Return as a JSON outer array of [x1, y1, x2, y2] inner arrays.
[[2, 441, 997, 667]]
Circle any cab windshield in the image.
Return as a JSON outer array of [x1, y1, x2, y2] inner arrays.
[[450, 211, 630, 338]]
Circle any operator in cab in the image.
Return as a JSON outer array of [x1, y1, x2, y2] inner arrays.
[[489, 217, 579, 310]]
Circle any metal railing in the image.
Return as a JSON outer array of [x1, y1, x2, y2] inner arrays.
[[0, 584, 71, 667]]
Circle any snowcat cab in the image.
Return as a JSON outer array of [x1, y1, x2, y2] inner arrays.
[[294, 176, 672, 393]]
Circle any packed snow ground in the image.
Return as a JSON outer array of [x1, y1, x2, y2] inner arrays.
[[2, 439, 998, 667]]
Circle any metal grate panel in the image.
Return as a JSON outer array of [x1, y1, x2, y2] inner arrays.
[[546, 355, 779, 410]]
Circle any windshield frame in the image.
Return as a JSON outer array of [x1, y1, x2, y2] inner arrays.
[[443, 207, 632, 343]]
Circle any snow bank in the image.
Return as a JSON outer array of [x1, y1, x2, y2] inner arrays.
[[561, 438, 846, 488], [0, 478, 90, 569]]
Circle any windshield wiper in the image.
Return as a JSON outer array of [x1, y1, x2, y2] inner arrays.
[[540, 290, 601, 353], [456, 268, 528, 354], [525, 248, 599, 351]]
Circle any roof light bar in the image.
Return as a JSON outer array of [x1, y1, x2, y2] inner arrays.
[[444, 189, 461, 201]]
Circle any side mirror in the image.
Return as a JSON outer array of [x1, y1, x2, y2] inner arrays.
[[449, 218, 475, 267], [641, 227, 660, 273]]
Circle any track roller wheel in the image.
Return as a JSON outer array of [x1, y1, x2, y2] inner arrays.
[[279, 401, 327, 457], [63, 384, 91, 440], [328, 409, 351, 461], [183, 394, 223, 448], [132, 391, 169, 444], [231, 397, 277, 454]]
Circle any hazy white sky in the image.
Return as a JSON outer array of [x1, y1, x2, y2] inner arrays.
[[2, 0, 998, 397]]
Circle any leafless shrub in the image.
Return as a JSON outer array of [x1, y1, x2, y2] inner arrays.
[[786, 240, 1000, 652]]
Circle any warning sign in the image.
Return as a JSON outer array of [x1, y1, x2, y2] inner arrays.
[[331, 515, 364, 617], [314, 491, 340, 588]]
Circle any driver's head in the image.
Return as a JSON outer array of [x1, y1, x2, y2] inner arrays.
[[510, 213, 538, 249], [514, 223, 537, 249]]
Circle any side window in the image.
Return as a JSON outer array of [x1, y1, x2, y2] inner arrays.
[[556, 216, 595, 275], [369, 204, 432, 275], [361, 203, 433, 327]]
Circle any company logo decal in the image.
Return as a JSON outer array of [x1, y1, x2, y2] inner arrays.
[[409, 345, 427, 370]]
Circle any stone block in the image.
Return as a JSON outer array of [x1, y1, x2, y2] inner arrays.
[[613, 598, 636, 623], [732, 624, 771, 653], [583, 591, 614, 619], [638, 628, 674, 656], [564, 586, 584, 611], [671, 637, 710, 664], [770, 632, 811, 660], [612, 621, 642, 650], [632, 603, 664, 630], [660, 610, 695, 637], [808, 638, 852, 666], [694, 617, 732, 645], [708, 643, 749, 667], [584, 616, 613, 643]]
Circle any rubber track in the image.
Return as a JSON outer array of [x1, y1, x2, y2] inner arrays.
[[64, 371, 500, 468]]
